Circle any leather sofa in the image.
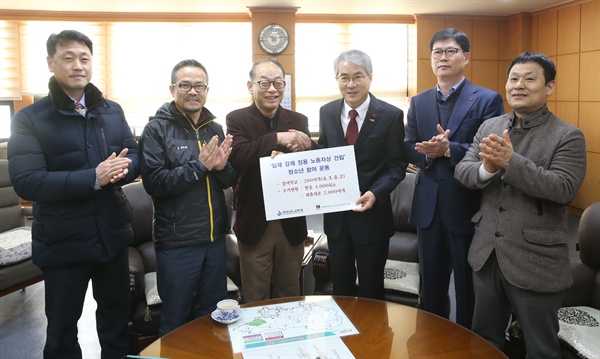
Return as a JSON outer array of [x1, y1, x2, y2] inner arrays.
[[123, 180, 242, 353], [558, 202, 600, 359], [0, 159, 42, 297], [312, 171, 420, 307]]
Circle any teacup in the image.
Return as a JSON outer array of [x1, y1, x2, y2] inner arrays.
[[216, 299, 239, 319]]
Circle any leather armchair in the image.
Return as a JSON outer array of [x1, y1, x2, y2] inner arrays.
[[312, 171, 420, 307], [559, 202, 600, 359], [123, 180, 242, 353], [0, 159, 43, 297]]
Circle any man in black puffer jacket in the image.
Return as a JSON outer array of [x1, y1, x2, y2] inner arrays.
[[8, 30, 139, 358], [139, 59, 236, 337]]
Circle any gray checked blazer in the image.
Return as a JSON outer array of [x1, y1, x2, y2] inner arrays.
[[454, 105, 586, 293]]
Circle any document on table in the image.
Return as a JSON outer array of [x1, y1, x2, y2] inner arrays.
[[241, 335, 355, 359], [259, 146, 361, 221], [227, 296, 359, 353]]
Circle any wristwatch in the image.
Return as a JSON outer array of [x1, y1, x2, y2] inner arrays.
[[258, 24, 289, 55], [444, 147, 451, 158]]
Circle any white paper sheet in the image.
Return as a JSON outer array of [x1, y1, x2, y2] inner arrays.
[[259, 146, 361, 220]]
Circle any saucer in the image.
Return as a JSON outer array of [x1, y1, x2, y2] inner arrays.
[[211, 308, 242, 324]]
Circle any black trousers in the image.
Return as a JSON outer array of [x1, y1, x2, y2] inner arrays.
[[328, 218, 390, 300], [42, 248, 131, 359], [418, 207, 474, 329]]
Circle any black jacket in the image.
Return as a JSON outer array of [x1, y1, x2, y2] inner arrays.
[[139, 102, 236, 250], [8, 77, 139, 268]]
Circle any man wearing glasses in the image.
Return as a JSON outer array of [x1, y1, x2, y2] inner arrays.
[[318, 49, 408, 299], [404, 28, 504, 328], [226, 59, 314, 303], [139, 59, 237, 336]]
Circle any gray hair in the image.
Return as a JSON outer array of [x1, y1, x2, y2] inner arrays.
[[333, 49, 373, 78]]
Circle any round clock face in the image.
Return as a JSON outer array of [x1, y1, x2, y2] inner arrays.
[[259, 24, 289, 55]]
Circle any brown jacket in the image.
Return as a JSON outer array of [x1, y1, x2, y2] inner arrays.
[[226, 103, 311, 246]]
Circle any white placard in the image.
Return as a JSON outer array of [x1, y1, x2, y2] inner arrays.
[[259, 146, 360, 221]]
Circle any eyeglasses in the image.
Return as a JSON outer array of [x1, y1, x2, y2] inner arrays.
[[431, 47, 462, 59], [336, 75, 367, 85], [252, 80, 286, 90], [172, 83, 208, 93]]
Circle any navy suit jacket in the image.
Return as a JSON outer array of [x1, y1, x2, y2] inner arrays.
[[404, 80, 504, 233], [318, 94, 408, 242]]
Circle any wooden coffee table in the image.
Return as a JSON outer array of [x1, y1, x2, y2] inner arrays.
[[140, 295, 506, 358]]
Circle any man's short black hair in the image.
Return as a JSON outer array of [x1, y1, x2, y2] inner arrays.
[[171, 59, 209, 84], [46, 30, 93, 58], [429, 28, 470, 52], [507, 52, 556, 84]]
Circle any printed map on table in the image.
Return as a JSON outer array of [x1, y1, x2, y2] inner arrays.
[[227, 297, 359, 353]]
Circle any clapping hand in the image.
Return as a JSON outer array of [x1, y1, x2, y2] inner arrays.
[[96, 148, 132, 187], [199, 135, 233, 171]]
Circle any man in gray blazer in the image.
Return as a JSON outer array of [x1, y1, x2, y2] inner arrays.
[[455, 52, 586, 358]]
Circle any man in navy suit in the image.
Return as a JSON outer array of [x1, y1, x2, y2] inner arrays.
[[318, 49, 408, 299], [404, 28, 504, 328]]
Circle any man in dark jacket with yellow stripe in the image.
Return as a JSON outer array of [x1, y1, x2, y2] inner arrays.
[[139, 59, 236, 337]]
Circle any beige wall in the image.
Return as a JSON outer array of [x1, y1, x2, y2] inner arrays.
[[414, 0, 600, 212]]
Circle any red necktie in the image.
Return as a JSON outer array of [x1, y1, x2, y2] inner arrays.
[[75, 102, 84, 110], [346, 109, 358, 145]]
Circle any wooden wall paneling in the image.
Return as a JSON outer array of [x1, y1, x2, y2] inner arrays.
[[498, 60, 511, 102], [521, 14, 533, 53], [557, 5, 581, 55], [416, 59, 436, 93], [581, 0, 600, 52], [537, 10, 558, 56], [416, 17, 445, 60], [556, 101, 579, 128], [464, 57, 473, 80], [579, 51, 600, 102], [499, 16, 523, 60], [472, 19, 499, 60], [571, 152, 600, 209], [443, 18, 472, 41], [547, 101, 557, 114], [531, 14, 539, 52], [556, 53, 580, 102], [471, 60, 498, 93], [579, 102, 600, 153]]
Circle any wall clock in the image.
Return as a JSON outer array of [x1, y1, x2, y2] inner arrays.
[[258, 24, 289, 55]]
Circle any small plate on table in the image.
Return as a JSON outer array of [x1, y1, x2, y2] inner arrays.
[[211, 308, 242, 324]]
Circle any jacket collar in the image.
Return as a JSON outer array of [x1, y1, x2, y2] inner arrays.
[[510, 105, 551, 129], [48, 76, 104, 111], [150, 101, 217, 127]]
